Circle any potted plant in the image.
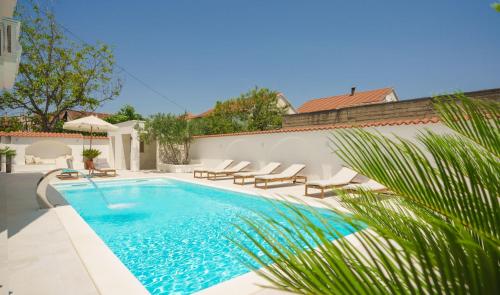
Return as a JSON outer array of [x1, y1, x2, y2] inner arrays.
[[4, 148, 16, 173], [82, 148, 101, 169]]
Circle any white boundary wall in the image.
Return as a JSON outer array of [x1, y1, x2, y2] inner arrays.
[[0, 136, 109, 171], [190, 123, 454, 180]]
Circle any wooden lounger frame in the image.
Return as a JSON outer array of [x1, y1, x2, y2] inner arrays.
[[193, 170, 208, 178], [254, 175, 307, 189], [56, 171, 79, 180], [233, 175, 256, 185], [92, 169, 117, 177], [305, 183, 343, 199], [207, 171, 239, 180]]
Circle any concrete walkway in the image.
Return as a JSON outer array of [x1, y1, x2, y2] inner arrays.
[[0, 173, 98, 295]]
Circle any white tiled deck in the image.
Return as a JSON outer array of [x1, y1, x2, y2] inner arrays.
[[2, 170, 351, 295]]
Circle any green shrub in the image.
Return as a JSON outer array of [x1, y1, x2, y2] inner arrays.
[[82, 148, 101, 160]]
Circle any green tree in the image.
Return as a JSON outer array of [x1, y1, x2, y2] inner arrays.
[[0, 3, 121, 131], [246, 87, 287, 131], [235, 95, 499, 294], [105, 104, 144, 124], [0, 116, 25, 132], [195, 87, 288, 135], [139, 113, 192, 165], [493, 2, 500, 12]]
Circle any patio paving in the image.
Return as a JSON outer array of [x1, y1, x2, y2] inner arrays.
[[1, 172, 98, 295]]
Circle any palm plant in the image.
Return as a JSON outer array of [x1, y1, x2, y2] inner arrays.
[[234, 94, 499, 294]]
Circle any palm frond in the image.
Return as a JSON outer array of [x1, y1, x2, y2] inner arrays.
[[233, 94, 500, 295]]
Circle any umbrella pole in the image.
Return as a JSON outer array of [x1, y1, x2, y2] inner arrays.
[[90, 126, 93, 150]]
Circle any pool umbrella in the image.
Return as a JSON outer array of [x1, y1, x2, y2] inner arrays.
[[63, 115, 118, 149]]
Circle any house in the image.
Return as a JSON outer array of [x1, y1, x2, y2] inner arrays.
[[0, 0, 22, 89], [297, 87, 398, 113], [61, 109, 111, 122], [190, 92, 297, 119]]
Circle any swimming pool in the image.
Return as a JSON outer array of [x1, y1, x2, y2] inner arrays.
[[55, 178, 359, 294]]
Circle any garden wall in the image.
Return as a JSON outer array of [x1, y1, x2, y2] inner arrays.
[[190, 122, 454, 180]]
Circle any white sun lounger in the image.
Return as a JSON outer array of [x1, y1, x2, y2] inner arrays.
[[305, 167, 358, 198], [193, 160, 233, 178], [343, 179, 387, 192], [254, 164, 306, 189], [233, 162, 281, 185], [207, 161, 251, 180]]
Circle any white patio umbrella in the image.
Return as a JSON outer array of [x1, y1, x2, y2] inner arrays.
[[63, 115, 118, 149]]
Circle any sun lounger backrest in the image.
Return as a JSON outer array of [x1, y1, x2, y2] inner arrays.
[[280, 164, 306, 177], [95, 158, 112, 169], [332, 167, 358, 183], [364, 179, 386, 190], [230, 161, 251, 171], [214, 159, 233, 170], [259, 162, 281, 174]]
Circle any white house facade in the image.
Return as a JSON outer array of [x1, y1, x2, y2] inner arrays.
[[0, 0, 22, 89]]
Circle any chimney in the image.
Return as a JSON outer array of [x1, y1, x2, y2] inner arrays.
[[350, 87, 356, 96]]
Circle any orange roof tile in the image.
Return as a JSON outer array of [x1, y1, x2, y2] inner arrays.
[[297, 87, 394, 113], [193, 117, 440, 138], [0, 131, 109, 140], [192, 108, 214, 119]]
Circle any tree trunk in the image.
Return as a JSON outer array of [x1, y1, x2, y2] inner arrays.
[[6, 156, 12, 173], [40, 115, 51, 132]]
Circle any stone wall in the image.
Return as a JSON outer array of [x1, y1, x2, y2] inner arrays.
[[283, 88, 500, 128]]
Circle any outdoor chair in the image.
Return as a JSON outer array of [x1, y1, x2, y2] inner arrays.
[[254, 164, 306, 189], [304, 167, 358, 198]]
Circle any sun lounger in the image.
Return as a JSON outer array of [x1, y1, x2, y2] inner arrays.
[[254, 164, 306, 189], [56, 168, 79, 180], [305, 167, 358, 198], [207, 161, 251, 180], [233, 162, 281, 185], [90, 159, 117, 177], [343, 179, 387, 192], [193, 160, 233, 178]]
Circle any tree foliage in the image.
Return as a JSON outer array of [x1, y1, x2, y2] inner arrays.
[[192, 87, 288, 135], [0, 116, 25, 132], [493, 2, 500, 12], [139, 113, 193, 165], [0, 3, 121, 131], [105, 104, 144, 124], [234, 94, 499, 294]]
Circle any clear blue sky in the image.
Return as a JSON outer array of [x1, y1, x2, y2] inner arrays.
[[46, 0, 500, 115]]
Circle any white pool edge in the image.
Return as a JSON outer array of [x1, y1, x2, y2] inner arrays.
[[54, 205, 149, 295]]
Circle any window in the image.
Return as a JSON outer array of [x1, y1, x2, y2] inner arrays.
[[7, 25, 12, 53], [140, 141, 145, 153]]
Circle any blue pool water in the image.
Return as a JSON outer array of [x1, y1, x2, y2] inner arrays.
[[55, 178, 359, 294]]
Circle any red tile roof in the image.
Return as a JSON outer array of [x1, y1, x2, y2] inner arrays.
[[193, 117, 440, 138], [0, 131, 109, 140], [191, 108, 214, 119], [63, 110, 111, 121], [297, 87, 395, 113]]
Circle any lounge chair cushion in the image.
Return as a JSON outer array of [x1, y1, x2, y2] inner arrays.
[[208, 161, 250, 173], [307, 167, 358, 187], [234, 162, 281, 177], [343, 180, 386, 191], [255, 164, 305, 180], [213, 160, 233, 170]]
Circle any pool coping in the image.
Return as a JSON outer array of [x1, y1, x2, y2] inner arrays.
[[50, 174, 356, 295]]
